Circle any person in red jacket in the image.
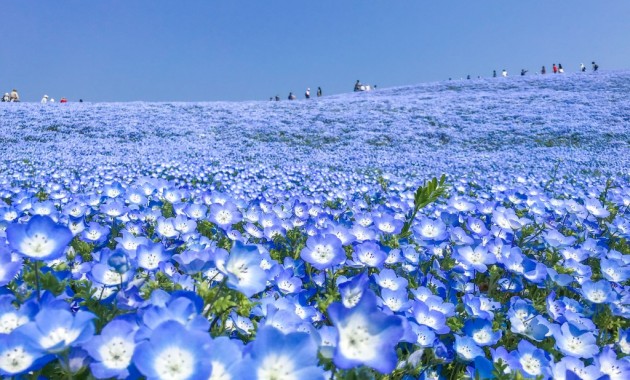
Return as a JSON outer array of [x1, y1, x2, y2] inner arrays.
[[552, 64, 558, 74], [60, 98, 68, 103]]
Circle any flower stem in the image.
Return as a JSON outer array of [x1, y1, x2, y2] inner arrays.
[[33, 261, 41, 302]]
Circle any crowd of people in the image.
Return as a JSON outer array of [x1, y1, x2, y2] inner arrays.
[[469, 61, 599, 81], [271, 86, 323, 101]]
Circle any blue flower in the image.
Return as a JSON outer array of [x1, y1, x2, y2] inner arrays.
[[219, 241, 267, 297], [0, 333, 53, 376], [463, 318, 502, 346], [14, 306, 95, 353], [453, 335, 485, 361], [237, 326, 324, 379], [328, 290, 403, 374], [581, 280, 617, 304], [552, 322, 599, 359], [83, 319, 138, 379], [511, 340, 552, 379], [133, 320, 212, 380], [6, 215, 73, 261], [205, 336, 243, 380], [300, 234, 345, 270], [593, 346, 630, 380]]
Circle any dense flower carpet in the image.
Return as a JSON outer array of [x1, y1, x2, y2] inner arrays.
[[0, 72, 628, 379]]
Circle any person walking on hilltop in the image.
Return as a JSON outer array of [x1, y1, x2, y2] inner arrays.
[[305, 88, 310, 99], [541, 66, 546, 75], [288, 92, 296, 100], [354, 80, 362, 92], [1, 93, 9, 102], [501, 69, 508, 77], [580, 63, 586, 72], [521, 69, 528, 76], [41, 95, 49, 104], [552, 64, 558, 74], [558, 64, 564, 73], [592, 61, 599, 72], [9, 89, 19, 102], [493, 70, 497, 78], [317, 87, 322, 97]]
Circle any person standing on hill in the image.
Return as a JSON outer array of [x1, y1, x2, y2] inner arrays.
[[552, 64, 558, 74], [541, 66, 546, 74], [288, 92, 296, 100], [317, 87, 322, 97], [558, 64, 564, 73], [501, 69, 508, 77], [9, 89, 19, 102], [305, 88, 310, 99], [580, 63, 586, 72], [1, 93, 9, 102], [592, 61, 599, 72], [354, 80, 362, 92], [41, 95, 49, 104], [493, 70, 497, 78], [521, 69, 528, 76]]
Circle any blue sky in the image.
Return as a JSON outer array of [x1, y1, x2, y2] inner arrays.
[[1, 0, 629, 102]]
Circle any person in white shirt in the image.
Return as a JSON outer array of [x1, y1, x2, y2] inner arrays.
[[41, 95, 49, 104], [502, 69, 508, 77]]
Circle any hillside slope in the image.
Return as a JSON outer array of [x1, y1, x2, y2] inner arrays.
[[0, 71, 628, 179]]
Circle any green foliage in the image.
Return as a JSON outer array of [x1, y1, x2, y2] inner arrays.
[[400, 175, 448, 237]]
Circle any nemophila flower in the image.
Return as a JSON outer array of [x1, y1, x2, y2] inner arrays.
[[455, 245, 495, 273], [349, 223, 376, 242], [274, 268, 302, 295], [172, 248, 214, 275], [373, 214, 403, 235], [412, 300, 450, 334], [585, 198, 610, 218], [552, 322, 599, 359], [89, 250, 133, 287], [512, 340, 553, 379], [6, 215, 73, 261], [380, 288, 411, 313], [0, 333, 53, 376], [352, 241, 387, 268], [544, 229, 576, 248], [205, 336, 243, 380], [373, 268, 408, 291], [83, 319, 138, 379], [463, 294, 500, 320], [137, 241, 170, 271], [601, 258, 630, 283], [492, 207, 523, 230], [115, 230, 149, 256], [209, 201, 242, 229], [237, 326, 324, 380], [463, 318, 501, 346], [0, 295, 36, 335], [14, 307, 95, 354], [133, 320, 212, 380], [593, 346, 630, 380], [218, 241, 267, 297], [466, 216, 489, 237], [414, 217, 448, 242], [300, 234, 345, 271], [453, 335, 485, 362], [155, 217, 179, 239], [81, 221, 110, 245], [338, 272, 370, 308], [100, 199, 128, 218], [618, 328, 630, 355], [581, 280, 617, 304], [410, 323, 436, 348], [552, 356, 605, 380], [328, 290, 403, 374], [0, 248, 22, 286]]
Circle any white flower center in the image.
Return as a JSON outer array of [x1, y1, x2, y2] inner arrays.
[[0, 346, 35, 374], [338, 316, 377, 361], [256, 354, 297, 380], [99, 337, 134, 369], [154, 347, 194, 379]]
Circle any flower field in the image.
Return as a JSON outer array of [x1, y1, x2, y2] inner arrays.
[[0, 71, 629, 379]]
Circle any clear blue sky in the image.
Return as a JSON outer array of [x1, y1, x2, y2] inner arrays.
[[1, 0, 629, 102]]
